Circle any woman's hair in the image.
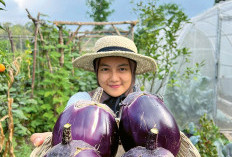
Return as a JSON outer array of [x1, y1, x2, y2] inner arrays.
[[93, 57, 137, 96]]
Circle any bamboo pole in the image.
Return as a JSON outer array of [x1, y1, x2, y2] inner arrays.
[[6, 27, 15, 59], [2, 58, 21, 157], [53, 20, 138, 26], [57, 25, 64, 67], [78, 30, 128, 35], [7, 98, 14, 157], [26, 9, 40, 98], [66, 25, 81, 45], [0, 115, 9, 152], [111, 24, 121, 35], [38, 29, 53, 73]]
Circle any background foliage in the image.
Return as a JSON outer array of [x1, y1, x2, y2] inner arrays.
[[86, 0, 114, 30], [183, 114, 232, 157], [0, 19, 97, 157], [0, 0, 231, 156], [134, 1, 195, 95]]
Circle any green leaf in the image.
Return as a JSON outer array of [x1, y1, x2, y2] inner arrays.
[[41, 104, 52, 110], [44, 91, 56, 97], [43, 112, 54, 120], [57, 44, 67, 49], [23, 105, 37, 113], [25, 99, 38, 105], [12, 109, 28, 120], [12, 102, 19, 108], [9, 87, 17, 92], [30, 119, 44, 128], [0, 0, 6, 6], [15, 123, 30, 136], [140, 85, 145, 91]]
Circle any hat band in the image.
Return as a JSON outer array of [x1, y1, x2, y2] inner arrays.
[[97, 46, 135, 53]]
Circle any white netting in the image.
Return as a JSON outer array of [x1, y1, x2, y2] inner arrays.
[[165, 0, 232, 130]]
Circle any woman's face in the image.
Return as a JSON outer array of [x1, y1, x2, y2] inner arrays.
[[98, 56, 132, 97]]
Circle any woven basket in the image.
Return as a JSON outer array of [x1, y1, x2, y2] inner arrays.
[[30, 131, 201, 157], [177, 132, 201, 157]]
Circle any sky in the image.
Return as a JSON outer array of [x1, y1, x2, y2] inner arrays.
[[0, 0, 215, 31]]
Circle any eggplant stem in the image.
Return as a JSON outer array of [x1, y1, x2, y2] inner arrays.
[[146, 125, 159, 150], [62, 123, 72, 144]]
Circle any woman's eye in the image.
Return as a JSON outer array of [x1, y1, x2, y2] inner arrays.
[[119, 68, 127, 71], [100, 68, 108, 71]]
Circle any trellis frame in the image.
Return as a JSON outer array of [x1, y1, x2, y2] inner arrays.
[[53, 20, 138, 53]]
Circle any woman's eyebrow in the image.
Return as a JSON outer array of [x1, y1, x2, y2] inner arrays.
[[118, 64, 129, 67], [99, 63, 110, 67], [99, 63, 129, 67]]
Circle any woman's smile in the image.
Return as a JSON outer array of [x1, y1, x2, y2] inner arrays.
[[109, 85, 120, 88]]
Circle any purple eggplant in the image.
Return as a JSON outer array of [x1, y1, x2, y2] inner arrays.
[[45, 123, 101, 157], [119, 92, 181, 156], [52, 88, 119, 157], [121, 127, 174, 157], [122, 146, 174, 157]]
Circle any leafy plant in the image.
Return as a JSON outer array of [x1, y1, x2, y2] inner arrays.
[[183, 114, 231, 157], [13, 138, 33, 157], [134, 0, 191, 94], [1, 18, 98, 155], [86, 0, 114, 30], [0, 48, 36, 156], [164, 72, 214, 128], [26, 20, 98, 132]]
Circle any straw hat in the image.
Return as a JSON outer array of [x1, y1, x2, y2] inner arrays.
[[72, 35, 157, 74]]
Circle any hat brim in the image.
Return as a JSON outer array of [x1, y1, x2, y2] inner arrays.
[[72, 51, 157, 75]]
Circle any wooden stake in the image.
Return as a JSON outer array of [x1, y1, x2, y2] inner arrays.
[[67, 25, 81, 45], [38, 29, 53, 73], [6, 27, 15, 59], [26, 9, 40, 98], [57, 25, 64, 67], [111, 24, 121, 35], [53, 20, 138, 26]]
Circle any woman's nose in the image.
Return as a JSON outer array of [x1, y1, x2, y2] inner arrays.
[[110, 71, 120, 82]]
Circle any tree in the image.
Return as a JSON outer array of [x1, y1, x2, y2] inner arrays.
[[215, 0, 226, 4], [134, 0, 195, 94], [86, 0, 114, 30]]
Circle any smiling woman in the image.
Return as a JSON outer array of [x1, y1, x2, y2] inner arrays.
[[30, 35, 157, 157], [30, 35, 201, 157]]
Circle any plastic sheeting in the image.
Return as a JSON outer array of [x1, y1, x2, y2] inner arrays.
[[164, 1, 232, 130]]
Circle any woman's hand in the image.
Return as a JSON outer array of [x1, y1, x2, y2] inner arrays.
[[30, 132, 52, 147]]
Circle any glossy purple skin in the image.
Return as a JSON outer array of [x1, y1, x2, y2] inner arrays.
[[122, 146, 174, 157], [45, 140, 101, 157], [119, 92, 181, 156], [52, 103, 119, 157]]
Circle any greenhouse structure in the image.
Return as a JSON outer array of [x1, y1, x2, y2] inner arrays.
[[165, 1, 232, 132]]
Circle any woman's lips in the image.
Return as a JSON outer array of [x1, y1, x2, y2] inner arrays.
[[109, 85, 120, 88]]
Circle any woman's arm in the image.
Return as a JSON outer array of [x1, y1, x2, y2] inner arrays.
[[65, 92, 91, 108]]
